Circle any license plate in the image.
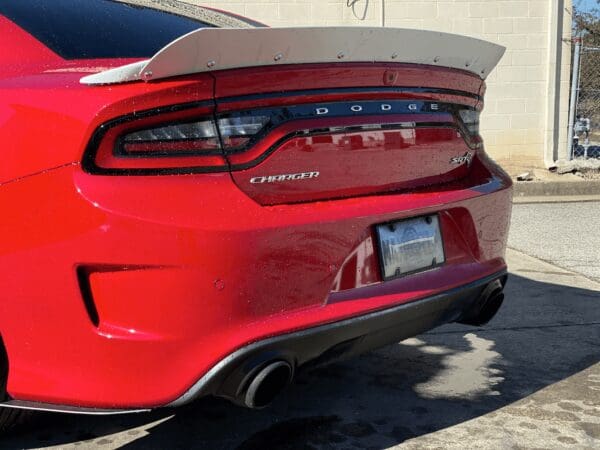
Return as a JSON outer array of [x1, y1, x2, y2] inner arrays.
[[375, 215, 445, 280]]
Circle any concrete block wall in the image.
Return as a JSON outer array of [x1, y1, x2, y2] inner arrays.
[[187, 0, 573, 173]]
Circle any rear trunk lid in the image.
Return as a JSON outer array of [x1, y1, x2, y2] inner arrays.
[[81, 27, 504, 205], [212, 62, 487, 204]]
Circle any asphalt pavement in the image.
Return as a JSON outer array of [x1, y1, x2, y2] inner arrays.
[[2, 202, 599, 449]]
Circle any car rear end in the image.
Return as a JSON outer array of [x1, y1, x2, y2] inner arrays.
[[0, 2, 511, 414], [162, 61, 512, 408]]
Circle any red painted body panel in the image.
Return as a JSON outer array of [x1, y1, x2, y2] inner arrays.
[[212, 64, 483, 101], [231, 123, 470, 205], [0, 72, 214, 183], [0, 13, 512, 409], [0, 155, 511, 407], [0, 16, 61, 71]]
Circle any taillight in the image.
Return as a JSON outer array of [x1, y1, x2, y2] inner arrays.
[[120, 119, 220, 155], [83, 99, 477, 175], [458, 108, 480, 135], [218, 116, 270, 150], [83, 103, 223, 174], [83, 103, 272, 175]]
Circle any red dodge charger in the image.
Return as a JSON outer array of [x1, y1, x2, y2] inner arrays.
[[0, 0, 512, 430]]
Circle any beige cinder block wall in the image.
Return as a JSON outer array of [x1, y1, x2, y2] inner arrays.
[[191, 0, 573, 174]]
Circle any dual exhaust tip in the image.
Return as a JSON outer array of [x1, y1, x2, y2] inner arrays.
[[234, 279, 506, 409]]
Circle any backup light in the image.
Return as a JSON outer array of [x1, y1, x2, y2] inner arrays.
[[458, 109, 480, 135], [218, 116, 270, 150]]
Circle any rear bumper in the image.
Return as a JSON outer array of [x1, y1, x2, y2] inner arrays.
[[0, 270, 507, 415], [0, 153, 512, 409], [169, 270, 508, 407]]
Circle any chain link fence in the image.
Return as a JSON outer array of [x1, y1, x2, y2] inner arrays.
[[570, 42, 600, 159]]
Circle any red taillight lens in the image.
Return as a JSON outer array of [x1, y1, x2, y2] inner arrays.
[[119, 120, 220, 156], [121, 139, 221, 154]]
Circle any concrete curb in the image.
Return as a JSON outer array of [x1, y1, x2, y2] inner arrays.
[[513, 195, 600, 204], [513, 180, 600, 198]]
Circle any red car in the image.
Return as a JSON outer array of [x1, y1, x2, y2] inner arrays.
[[0, 0, 511, 430]]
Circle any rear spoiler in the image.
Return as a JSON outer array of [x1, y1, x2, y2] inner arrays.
[[80, 27, 505, 85]]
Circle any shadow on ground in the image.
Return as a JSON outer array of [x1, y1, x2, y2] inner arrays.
[[4, 273, 600, 449]]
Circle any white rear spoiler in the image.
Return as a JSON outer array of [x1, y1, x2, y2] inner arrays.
[[80, 27, 505, 85]]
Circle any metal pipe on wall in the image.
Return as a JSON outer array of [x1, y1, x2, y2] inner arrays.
[[567, 36, 582, 160]]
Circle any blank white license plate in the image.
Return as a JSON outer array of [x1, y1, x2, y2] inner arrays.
[[375, 215, 445, 280]]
